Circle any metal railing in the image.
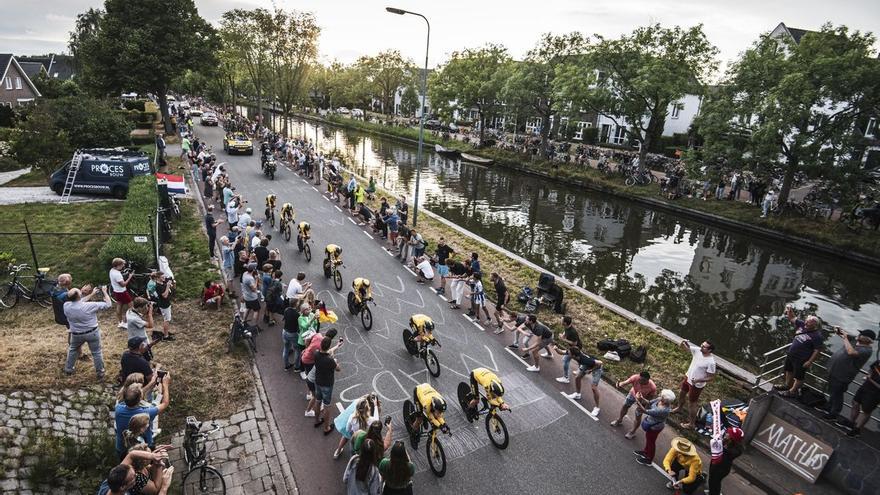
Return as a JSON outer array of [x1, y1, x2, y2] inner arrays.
[[753, 342, 879, 426]]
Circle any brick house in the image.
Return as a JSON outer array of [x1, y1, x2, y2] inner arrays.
[[0, 54, 41, 107]]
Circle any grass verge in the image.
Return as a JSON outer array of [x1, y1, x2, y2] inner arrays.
[[2, 169, 46, 187]]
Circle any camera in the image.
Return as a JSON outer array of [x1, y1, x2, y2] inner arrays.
[[384, 416, 392, 426], [156, 369, 167, 381]]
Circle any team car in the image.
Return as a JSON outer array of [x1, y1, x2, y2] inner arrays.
[[223, 133, 254, 155], [201, 112, 219, 126]]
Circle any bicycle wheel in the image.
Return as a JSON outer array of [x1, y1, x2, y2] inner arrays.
[[625, 177, 636, 187], [226, 322, 237, 353], [456, 382, 476, 422], [485, 413, 509, 449], [402, 400, 416, 437], [361, 305, 372, 330], [270, 212, 275, 228], [424, 349, 441, 377], [333, 270, 343, 291], [32, 279, 54, 308], [346, 292, 357, 314], [426, 435, 447, 477], [182, 465, 226, 495], [0, 283, 19, 309], [303, 243, 311, 262], [402, 329, 418, 355], [283, 224, 291, 242]]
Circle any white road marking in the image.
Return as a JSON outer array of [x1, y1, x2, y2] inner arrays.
[[362, 231, 373, 239], [323, 196, 330, 202], [559, 392, 599, 422], [348, 217, 357, 225], [385, 249, 395, 257], [403, 266, 417, 277], [471, 320, 485, 332], [436, 293, 448, 301], [336, 402, 344, 413], [504, 347, 530, 367], [301, 178, 308, 184], [334, 205, 342, 212], [311, 186, 319, 192]]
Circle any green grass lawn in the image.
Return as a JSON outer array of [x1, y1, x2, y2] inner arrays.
[[2, 169, 47, 187]]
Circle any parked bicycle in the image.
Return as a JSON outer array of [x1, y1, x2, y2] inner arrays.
[[624, 169, 656, 187], [0, 264, 55, 309], [182, 416, 226, 494], [227, 311, 257, 353]]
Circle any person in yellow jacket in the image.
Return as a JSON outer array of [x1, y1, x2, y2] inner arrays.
[[663, 437, 705, 493], [468, 367, 510, 413], [409, 314, 435, 344], [352, 277, 372, 306], [410, 383, 448, 447]]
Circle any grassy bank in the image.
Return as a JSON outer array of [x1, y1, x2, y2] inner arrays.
[[2, 169, 46, 187], [304, 113, 880, 261]]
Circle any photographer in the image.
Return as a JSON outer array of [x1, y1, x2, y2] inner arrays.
[[154, 273, 175, 341], [63, 285, 113, 380], [97, 449, 174, 495], [126, 297, 154, 341], [114, 376, 171, 459], [821, 328, 874, 421]]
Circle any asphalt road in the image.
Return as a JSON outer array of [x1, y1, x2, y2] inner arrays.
[[198, 123, 674, 494]]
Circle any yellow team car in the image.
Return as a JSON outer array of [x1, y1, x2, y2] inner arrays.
[[223, 133, 254, 155]]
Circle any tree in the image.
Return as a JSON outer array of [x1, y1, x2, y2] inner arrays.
[[268, 8, 320, 135], [357, 50, 413, 115], [429, 45, 511, 143], [220, 9, 274, 121], [693, 25, 880, 203], [399, 84, 420, 117], [78, 0, 219, 134], [503, 33, 589, 153], [33, 72, 82, 99], [68, 7, 103, 73], [12, 108, 71, 176], [556, 24, 718, 169], [49, 97, 133, 150]]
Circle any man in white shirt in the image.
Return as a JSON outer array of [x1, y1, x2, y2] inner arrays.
[[238, 208, 253, 228], [673, 339, 717, 429], [63, 286, 113, 379], [285, 272, 315, 307], [226, 199, 240, 229], [414, 256, 434, 284], [109, 258, 133, 328]]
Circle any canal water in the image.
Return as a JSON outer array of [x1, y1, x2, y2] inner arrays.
[[239, 108, 880, 368]]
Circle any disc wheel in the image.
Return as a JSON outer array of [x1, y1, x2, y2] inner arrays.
[[424, 349, 441, 377], [426, 435, 447, 478], [347, 292, 357, 314], [360, 305, 372, 330], [283, 224, 291, 242], [402, 400, 416, 437], [181, 466, 226, 494], [485, 413, 509, 449], [457, 382, 476, 422], [333, 270, 342, 291], [303, 243, 312, 261], [402, 329, 418, 355]]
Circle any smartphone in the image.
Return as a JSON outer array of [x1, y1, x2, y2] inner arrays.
[[384, 416, 392, 426], [338, 337, 344, 344]]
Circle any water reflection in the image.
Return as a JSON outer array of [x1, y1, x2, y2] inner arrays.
[[239, 107, 880, 368]]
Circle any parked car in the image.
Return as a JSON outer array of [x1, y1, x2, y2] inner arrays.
[[224, 133, 254, 155], [49, 148, 153, 199], [201, 112, 219, 126], [336, 107, 351, 114]]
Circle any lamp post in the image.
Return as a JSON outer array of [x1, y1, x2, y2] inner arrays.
[[386, 6, 429, 227]]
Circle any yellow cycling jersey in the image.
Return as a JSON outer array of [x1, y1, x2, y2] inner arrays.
[[472, 367, 505, 408], [326, 243, 341, 254], [410, 314, 433, 333], [265, 195, 276, 208], [298, 221, 310, 234], [414, 384, 446, 428], [353, 278, 372, 300]]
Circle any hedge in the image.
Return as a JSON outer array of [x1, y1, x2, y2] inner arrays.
[[122, 100, 147, 112], [98, 175, 157, 270]]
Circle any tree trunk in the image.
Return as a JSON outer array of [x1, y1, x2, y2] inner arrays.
[[255, 84, 263, 127], [157, 91, 173, 135], [778, 157, 797, 204], [539, 111, 552, 155], [478, 111, 486, 145], [282, 105, 290, 136]]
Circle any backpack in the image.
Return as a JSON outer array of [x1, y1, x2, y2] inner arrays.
[[523, 297, 539, 313], [517, 287, 533, 303], [614, 339, 632, 359], [51, 288, 67, 327], [629, 345, 647, 363], [597, 338, 617, 352]]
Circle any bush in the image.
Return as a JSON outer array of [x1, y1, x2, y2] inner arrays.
[[0, 105, 15, 127], [581, 127, 599, 144], [47, 97, 133, 150], [121, 99, 147, 112], [12, 108, 72, 177], [0, 156, 22, 172], [23, 429, 116, 493], [99, 175, 157, 270]]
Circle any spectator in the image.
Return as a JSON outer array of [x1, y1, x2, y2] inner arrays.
[[52, 273, 94, 329], [282, 298, 300, 371], [467, 272, 489, 322], [268, 248, 282, 272], [351, 419, 393, 458], [299, 307, 322, 383], [397, 225, 412, 262], [121, 337, 155, 388], [201, 281, 225, 310], [379, 441, 415, 495], [413, 255, 434, 285], [312, 335, 344, 434], [286, 272, 316, 308], [63, 286, 112, 379], [241, 263, 262, 328], [357, 202, 372, 225], [777, 310, 824, 399], [760, 189, 776, 218], [109, 258, 134, 328], [612, 371, 657, 438], [333, 394, 376, 459], [125, 443, 174, 495], [226, 197, 241, 230], [554, 316, 583, 380], [468, 252, 482, 277], [490, 273, 510, 331], [343, 438, 382, 495], [121, 413, 151, 451], [708, 426, 744, 495], [822, 328, 874, 420], [255, 238, 271, 268], [673, 339, 717, 429], [126, 298, 154, 341], [238, 207, 253, 229], [552, 346, 603, 415], [503, 311, 530, 349], [446, 258, 469, 310], [115, 377, 170, 459], [383, 208, 400, 248], [204, 205, 221, 259], [153, 273, 175, 341], [844, 359, 880, 437], [634, 389, 675, 466], [264, 269, 285, 326], [662, 437, 705, 493], [155, 133, 166, 167], [520, 314, 554, 372], [397, 196, 409, 225], [433, 238, 454, 295], [96, 450, 173, 495], [409, 230, 426, 259], [220, 238, 235, 289]]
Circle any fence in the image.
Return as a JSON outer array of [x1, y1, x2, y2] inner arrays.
[[0, 221, 158, 286]]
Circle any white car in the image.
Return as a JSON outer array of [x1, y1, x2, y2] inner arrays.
[[336, 107, 350, 114], [189, 107, 203, 116]]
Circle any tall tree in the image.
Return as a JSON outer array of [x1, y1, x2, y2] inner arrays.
[[556, 24, 718, 169], [503, 32, 589, 153], [399, 84, 420, 117], [429, 44, 511, 143], [357, 50, 413, 115], [78, 0, 218, 134], [68, 7, 103, 73], [693, 25, 880, 203], [220, 9, 274, 122], [268, 8, 320, 135]]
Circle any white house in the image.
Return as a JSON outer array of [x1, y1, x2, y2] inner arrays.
[[595, 94, 703, 146]]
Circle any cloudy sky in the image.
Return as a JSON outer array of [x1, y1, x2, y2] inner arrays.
[[2, 0, 878, 69]]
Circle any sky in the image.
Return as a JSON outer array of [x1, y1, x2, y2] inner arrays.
[[1, 0, 879, 71]]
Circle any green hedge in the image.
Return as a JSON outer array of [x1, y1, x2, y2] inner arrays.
[[122, 100, 147, 112], [98, 175, 157, 270]]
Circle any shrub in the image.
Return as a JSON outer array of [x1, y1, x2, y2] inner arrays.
[[12, 108, 72, 177], [121, 99, 147, 112], [0, 156, 22, 172], [47, 97, 133, 150], [99, 175, 157, 270], [0, 106, 15, 127], [24, 429, 116, 493]]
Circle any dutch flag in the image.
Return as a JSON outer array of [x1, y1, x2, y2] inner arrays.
[[155, 173, 188, 196]]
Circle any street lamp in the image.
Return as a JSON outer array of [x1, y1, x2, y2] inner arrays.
[[386, 6, 429, 227]]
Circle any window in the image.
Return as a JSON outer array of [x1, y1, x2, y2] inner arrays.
[[4, 77, 11, 90], [611, 126, 627, 145], [596, 70, 607, 85], [866, 118, 877, 138], [574, 121, 591, 140], [15, 77, 21, 90], [671, 102, 681, 119]]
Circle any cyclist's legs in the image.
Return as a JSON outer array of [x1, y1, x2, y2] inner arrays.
[[411, 388, 423, 431], [468, 372, 479, 410]]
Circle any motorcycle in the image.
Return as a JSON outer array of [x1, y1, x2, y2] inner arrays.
[[262, 156, 277, 180]]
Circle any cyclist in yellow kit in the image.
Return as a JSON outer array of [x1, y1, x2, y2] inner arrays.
[[411, 383, 448, 446], [280, 202, 295, 223], [325, 244, 342, 264], [297, 221, 311, 252], [352, 277, 372, 306], [409, 314, 435, 344], [264, 194, 277, 221], [468, 367, 510, 412]]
